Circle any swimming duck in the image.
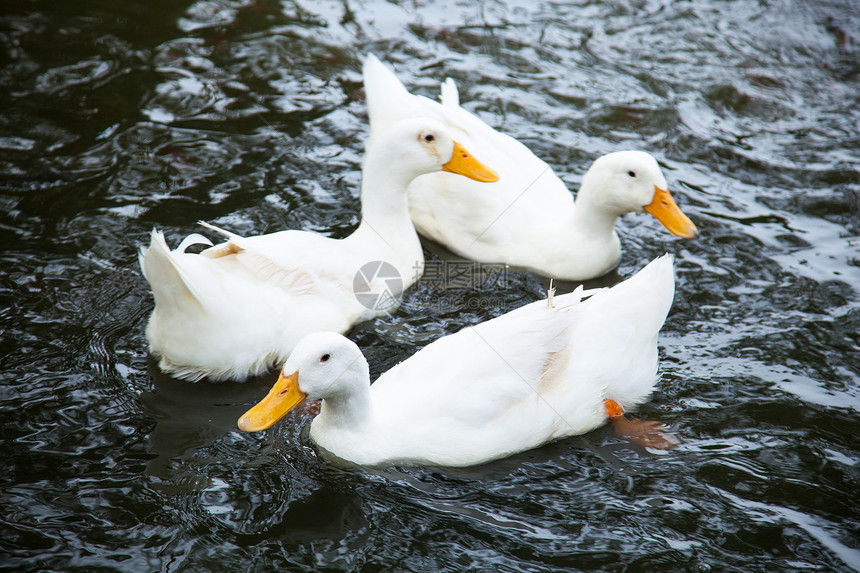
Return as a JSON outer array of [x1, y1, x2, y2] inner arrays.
[[363, 54, 697, 281], [238, 255, 677, 467], [139, 118, 498, 382]]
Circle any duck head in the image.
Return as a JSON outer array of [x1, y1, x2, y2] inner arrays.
[[237, 333, 368, 432], [580, 150, 697, 238], [370, 117, 499, 184]]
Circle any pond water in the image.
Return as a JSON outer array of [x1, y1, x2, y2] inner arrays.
[[2, 0, 859, 571]]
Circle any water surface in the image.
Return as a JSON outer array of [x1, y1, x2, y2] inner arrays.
[[1, 0, 859, 571]]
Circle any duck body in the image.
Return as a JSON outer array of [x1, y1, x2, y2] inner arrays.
[[140, 229, 387, 382], [139, 118, 498, 382], [363, 55, 697, 281], [239, 255, 676, 467]]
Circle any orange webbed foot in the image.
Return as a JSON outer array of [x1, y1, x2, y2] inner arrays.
[[604, 399, 679, 450]]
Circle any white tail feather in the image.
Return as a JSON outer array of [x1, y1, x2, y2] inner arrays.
[[440, 78, 460, 107], [177, 233, 213, 253], [197, 220, 243, 241], [140, 229, 205, 310]]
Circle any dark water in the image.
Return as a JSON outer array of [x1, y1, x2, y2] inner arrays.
[[2, 0, 859, 571]]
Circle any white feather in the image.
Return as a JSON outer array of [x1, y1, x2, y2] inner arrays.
[[363, 54, 697, 280], [139, 118, 496, 381], [244, 255, 675, 466]]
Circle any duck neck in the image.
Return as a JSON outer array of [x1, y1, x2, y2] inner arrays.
[[571, 183, 622, 243], [316, 383, 374, 432], [344, 154, 424, 285]]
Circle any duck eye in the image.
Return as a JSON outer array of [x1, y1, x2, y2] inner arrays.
[[424, 134, 435, 143], [320, 353, 331, 363], [627, 170, 637, 178]]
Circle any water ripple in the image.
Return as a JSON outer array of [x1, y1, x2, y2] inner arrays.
[[1, 0, 859, 571]]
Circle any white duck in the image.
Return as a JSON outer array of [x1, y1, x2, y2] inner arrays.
[[238, 255, 677, 467], [139, 118, 498, 382], [363, 55, 697, 281]]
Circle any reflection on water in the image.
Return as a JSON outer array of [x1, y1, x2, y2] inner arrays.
[[139, 360, 275, 481], [1, 0, 859, 571]]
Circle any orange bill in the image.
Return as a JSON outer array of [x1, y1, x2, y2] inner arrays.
[[237, 370, 307, 432], [644, 186, 698, 238], [442, 141, 499, 183]]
